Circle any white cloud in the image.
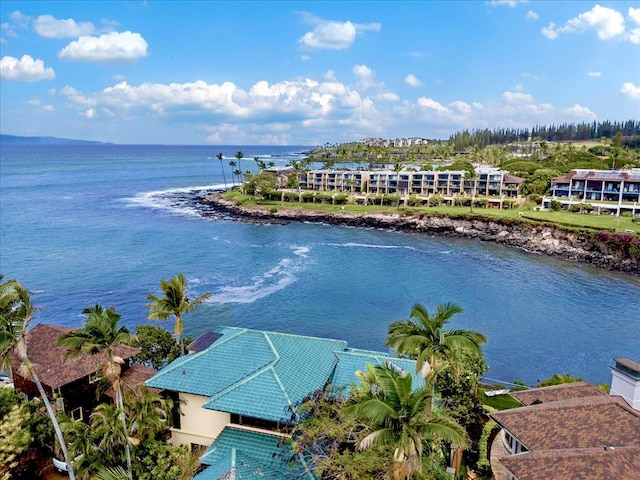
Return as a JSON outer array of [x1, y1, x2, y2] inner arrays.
[[0, 55, 55, 81], [486, 0, 528, 7], [375, 92, 400, 102], [84, 108, 97, 119], [353, 64, 383, 90], [297, 12, 380, 50], [58, 31, 148, 63], [405, 74, 422, 87], [417, 97, 447, 112], [299, 21, 356, 50], [43, 104, 54, 111], [544, 5, 626, 41], [323, 70, 336, 81], [627, 27, 640, 44], [562, 104, 596, 119], [0, 37, 6, 44], [587, 71, 602, 77], [33, 14, 95, 38], [300, 54, 311, 61], [9, 11, 31, 28], [541, 22, 558, 39], [621, 82, 640, 100], [112, 74, 126, 82], [525, 11, 539, 21], [449, 101, 472, 113], [502, 91, 533, 103], [628, 7, 640, 25]]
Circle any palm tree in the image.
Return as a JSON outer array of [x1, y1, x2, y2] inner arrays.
[[0, 279, 77, 480], [146, 274, 211, 356], [57, 305, 133, 476], [216, 153, 227, 190], [235, 151, 244, 182], [228, 160, 237, 187], [386, 303, 486, 378], [346, 364, 467, 480], [125, 385, 173, 444]]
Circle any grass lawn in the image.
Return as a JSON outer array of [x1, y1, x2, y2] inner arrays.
[[478, 387, 523, 410], [223, 191, 639, 234]]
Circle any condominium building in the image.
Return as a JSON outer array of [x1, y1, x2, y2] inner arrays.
[[306, 167, 523, 198], [542, 169, 640, 216]]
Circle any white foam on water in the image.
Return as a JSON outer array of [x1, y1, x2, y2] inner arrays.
[[205, 245, 310, 304], [122, 184, 227, 216], [325, 242, 416, 251]]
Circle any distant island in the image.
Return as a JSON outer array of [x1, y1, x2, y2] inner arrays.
[[0, 134, 110, 146]]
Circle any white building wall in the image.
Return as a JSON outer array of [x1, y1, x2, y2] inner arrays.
[[611, 368, 640, 410], [171, 392, 230, 448]]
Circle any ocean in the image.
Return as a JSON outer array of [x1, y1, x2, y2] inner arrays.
[[1, 143, 639, 386]]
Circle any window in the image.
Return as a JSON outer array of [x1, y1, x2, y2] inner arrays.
[[70, 407, 83, 421]]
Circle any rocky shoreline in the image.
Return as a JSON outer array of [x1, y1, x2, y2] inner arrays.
[[202, 194, 639, 274]]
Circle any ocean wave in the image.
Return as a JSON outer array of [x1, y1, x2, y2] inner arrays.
[[325, 242, 416, 251], [204, 245, 309, 304], [122, 184, 227, 216]]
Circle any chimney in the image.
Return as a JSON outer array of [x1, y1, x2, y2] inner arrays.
[[610, 358, 640, 410]]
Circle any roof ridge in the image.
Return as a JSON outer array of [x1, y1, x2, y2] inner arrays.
[[262, 333, 294, 408], [336, 350, 388, 359], [265, 329, 348, 347]]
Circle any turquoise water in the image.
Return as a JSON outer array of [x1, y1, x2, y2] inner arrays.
[[1, 144, 639, 386]]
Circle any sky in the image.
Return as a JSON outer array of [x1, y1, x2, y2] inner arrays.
[[1, 1, 639, 145]]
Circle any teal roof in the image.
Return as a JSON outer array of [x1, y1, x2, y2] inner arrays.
[[194, 426, 314, 480], [331, 349, 424, 395], [147, 327, 347, 422]]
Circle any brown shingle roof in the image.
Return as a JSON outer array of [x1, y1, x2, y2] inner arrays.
[[500, 446, 640, 480], [510, 381, 604, 406], [491, 395, 640, 452], [104, 363, 160, 400], [12, 323, 139, 389]]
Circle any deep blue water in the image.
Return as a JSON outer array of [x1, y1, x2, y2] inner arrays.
[[1, 144, 639, 386]]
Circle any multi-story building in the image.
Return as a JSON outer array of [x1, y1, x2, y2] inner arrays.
[[305, 168, 523, 199], [543, 169, 640, 216]]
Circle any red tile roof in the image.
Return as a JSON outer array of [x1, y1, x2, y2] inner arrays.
[[104, 363, 160, 400], [11, 323, 139, 389]]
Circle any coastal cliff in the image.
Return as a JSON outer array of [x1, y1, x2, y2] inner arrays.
[[202, 194, 640, 274]]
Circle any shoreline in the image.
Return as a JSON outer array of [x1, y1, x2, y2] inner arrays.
[[201, 193, 639, 274]]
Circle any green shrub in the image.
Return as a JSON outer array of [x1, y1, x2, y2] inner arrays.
[[283, 192, 300, 202], [269, 206, 278, 213], [301, 192, 314, 203], [382, 194, 399, 206], [549, 199, 562, 211], [334, 193, 349, 205]]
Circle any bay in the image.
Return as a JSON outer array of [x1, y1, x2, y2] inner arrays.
[[1, 144, 638, 386]]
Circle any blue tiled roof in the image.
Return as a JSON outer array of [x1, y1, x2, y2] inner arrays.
[[193, 426, 314, 480], [331, 348, 424, 395], [147, 327, 348, 422]]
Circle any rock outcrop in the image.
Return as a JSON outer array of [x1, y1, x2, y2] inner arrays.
[[202, 194, 639, 274]]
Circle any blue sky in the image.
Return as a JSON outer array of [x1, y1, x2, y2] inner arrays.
[[1, 1, 638, 145]]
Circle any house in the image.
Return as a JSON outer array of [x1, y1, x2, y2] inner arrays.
[[489, 359, 640, 480], [146, 326, 422, 479], [542, 168, 640, 216], [11, 323, 156, 421]]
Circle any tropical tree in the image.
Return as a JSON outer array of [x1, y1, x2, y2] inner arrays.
[[228, 160, 237, 187], [0, 279, 77, 480], [345, 364, 467, 480], [125, 386, 173, 444], [386, 303, 486, 378], [146, 274, 211, 356], [216, 153, 227, 190], [254, 156, 266, 170], [235, 151, 244, 182], [57, 304, 133, 476]]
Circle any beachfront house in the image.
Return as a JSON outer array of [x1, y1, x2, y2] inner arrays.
[[542, 168, 640, 216], [146, 326, 422, 479], [10, 323, 156, 422], [488, 359, 640, 479]]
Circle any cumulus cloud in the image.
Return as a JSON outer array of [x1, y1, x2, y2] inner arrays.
[[0, 55, 55, 81], [562, 104, 596, 119], [525, 11, 539, 21], [417, 97, 447, 112], [542, 5, 628, 41], [621, 82, 640, 100], [449, 101, 472, 113], [58, 31, 148, 63], [405, 74, 422, 87], [375, 92, 400, 102], [9, 11, 31, 28], [587, 71, 602, 77], [502, 91, 533, 103], [353, 64, 383, 90], [628, 7, 640, 25], [297, 12, 380, 50], [33, 14, 95, 38]]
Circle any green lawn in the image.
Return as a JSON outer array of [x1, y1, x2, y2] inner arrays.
[[222, 191, 639, 234], [478, 387, 523, 410]]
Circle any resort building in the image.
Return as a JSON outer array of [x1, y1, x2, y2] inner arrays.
[[305, 167, 523, 201], [146, 326, 422, 480], [542, 169, 640, 216], [489, 358, 640, 480]]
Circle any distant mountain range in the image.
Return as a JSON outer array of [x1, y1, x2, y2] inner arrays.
[[0, 134, 110, 145]]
